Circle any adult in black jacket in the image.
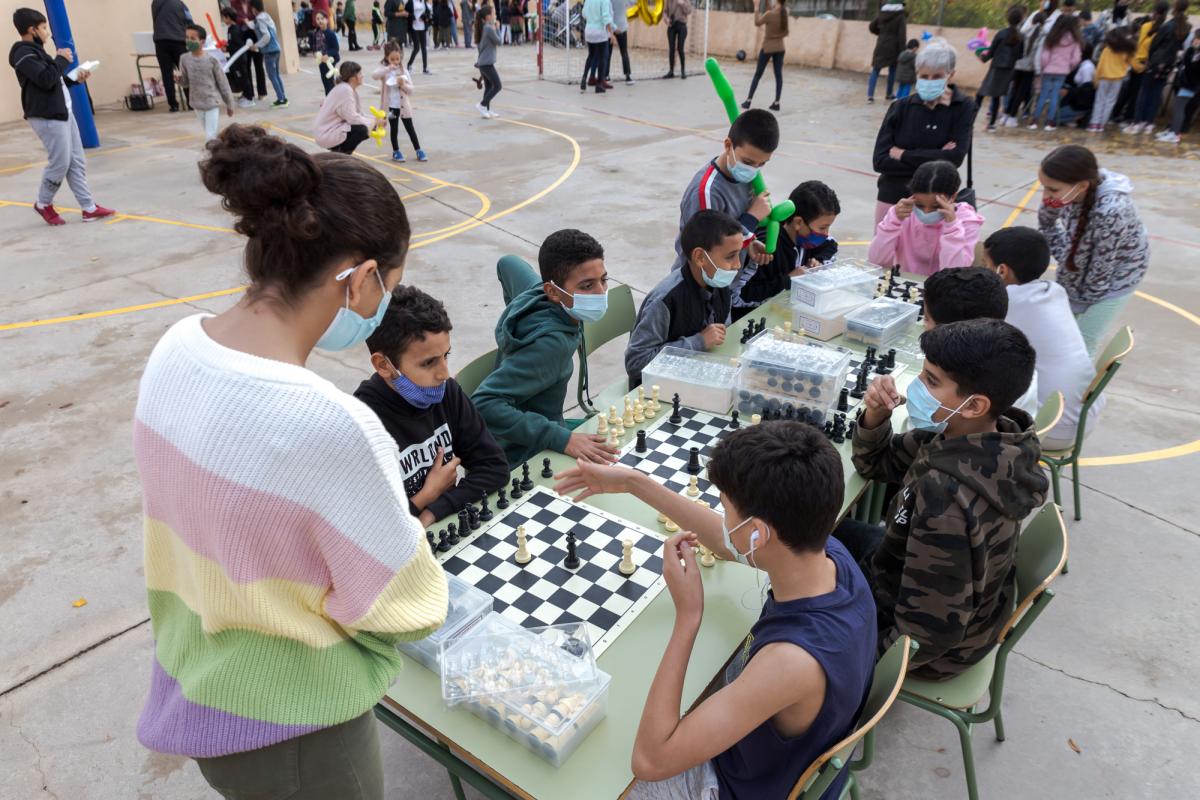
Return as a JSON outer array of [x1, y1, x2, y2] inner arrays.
[[871, 39, 974, 225], [867, 2, 906, 102], [356, 286, 508, 526], [8, 8, 115, 225], [384, 0, 408, 41], [151, 0, 190, 112], [1133, 1, 1192, 127]]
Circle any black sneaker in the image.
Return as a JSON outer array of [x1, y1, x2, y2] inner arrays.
[[272, 99, 289, 109], [769, 102, 780, 111], [663, 72, 675, 79], [741, 99, 751, 110], [680, 71, 687, 79]]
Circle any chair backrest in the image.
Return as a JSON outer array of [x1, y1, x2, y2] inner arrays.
[[788, 637, 916, 800], [999, 503, 1069, 645], [455, 348, 499, 398], [1084, 325, 1134, 403], [582, 283, 637, 356], [1034, 391, 1064, 439]]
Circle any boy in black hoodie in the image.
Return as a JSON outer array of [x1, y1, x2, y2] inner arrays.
[[356, 286, 509, 526], [8, 8, 115, 226], [836, 319, 1048, 679]]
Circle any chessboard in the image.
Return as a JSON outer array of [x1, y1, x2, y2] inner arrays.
[[876, 267, 926, 314], [617, 405, 733, 512], [840, 355, 909, 412], [437, 487, 666, 657]]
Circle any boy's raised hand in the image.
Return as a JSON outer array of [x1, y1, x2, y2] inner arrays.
[[663, 532, 704, 625], [701, 323, 726, 349], [420, 446, 461, 498], [564, 432, 619, 464], [747, 239, 772, 266], [553, 458, 634, 502], [748, 192, 771, 222], [861, 374, 903, 430], [56, 47, 74, 61]]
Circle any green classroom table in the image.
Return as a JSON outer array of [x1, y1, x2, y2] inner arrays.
[[378, 287, 921, 800]]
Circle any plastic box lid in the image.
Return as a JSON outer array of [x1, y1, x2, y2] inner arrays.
[[740, 330, 853, 380], [440, 621, 599, 707], [642, 346, 740, 390], [790, 261, 882, 312], [397, 573, 493, 668], [844, 296, 921, 336]]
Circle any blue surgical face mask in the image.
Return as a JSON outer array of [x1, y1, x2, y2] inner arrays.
[[552, 282, 609, 323], [906, 376, 975, 433], [387, 360, 447, 409], [916, 78, 948, 102], [913, 207, 943, 226], [315, 269, 390, 351], [798, 231, 828, 248], [701, 251, 738, 289], [725, 152, 759, 184], [721, 515, 761, 567]]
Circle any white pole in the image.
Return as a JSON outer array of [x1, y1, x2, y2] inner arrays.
[[566, 3, 571, 83], [703, 0, 710, 63]]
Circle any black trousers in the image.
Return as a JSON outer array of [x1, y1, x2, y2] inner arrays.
[[604, 30, 630, 79], [331, 124, 370, 154], [388, 109, 422, 150], [1005, 69, 1034, 118], [248, 49, 268, 97], [747, 49, 783, 102], [832, 518, 885, 576], [154, 39, 188, 110], [667, 21, 687, 74], [227, 56, 252, 101], [408, 28, 428, 70], [346, 18, 360, 49], [581, 41, 606, 87], [1113, 70, 1144, 122], [480, 63, 501, 107]]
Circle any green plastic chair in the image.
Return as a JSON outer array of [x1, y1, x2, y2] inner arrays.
[[1033, 391, 1064, 440], [1041, 326, 1134, 521], [576, 283, 637, 415], [788, 637, 917, 800], [898, 503, 1069, 800], [456, 348, 499, 398]]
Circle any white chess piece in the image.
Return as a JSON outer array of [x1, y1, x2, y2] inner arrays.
[[633, 402, 645, 423], [623, 398, 635, 428], [751, 413, 762, 426], [699, 546, 716, 568], [643, 397, 656, 419], [783, 321, 792, 335], [608, 404, 619, 425], [686, 475, 700, 498], [618, 539, 636, 575], [597, 414, 608, 434], [664, 518, 679, 532], [650, 385, 661, 411], [514, 525, 531, 565], [637, 386, 646, 406], [656, 510, 668, 525], [614, 419, 624, 437], [607, 428, 620, 449]]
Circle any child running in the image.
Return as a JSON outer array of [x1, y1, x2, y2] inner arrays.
[[314, 61, 384, 154], [474, 4, 502, 118], [868, 160, 983, 275], [373, 39, 426, 161], [178, 24, 236, 143]]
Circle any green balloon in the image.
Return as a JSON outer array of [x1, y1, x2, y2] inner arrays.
[[765, 221, 780, 255], [769, 200, 795, 223]]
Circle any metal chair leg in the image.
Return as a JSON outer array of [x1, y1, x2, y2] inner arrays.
[[849, 773, 862, 800], [449, 772, 468, 800], [1049, 462, 1062, 508], [1071, 459, 1082, 521], [951, 714, 981, 800], [993, 706, 1006, 742]]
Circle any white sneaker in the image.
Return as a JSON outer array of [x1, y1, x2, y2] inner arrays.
[[1028, 122, 1040, 130], [237, 98, 255, 108], [1156, 130, 1180, 143], [487, 109, 500, 118], [1004, 116, 1018, 128], [1044, 123, 1057, 132], [476, 103, 490, 119]]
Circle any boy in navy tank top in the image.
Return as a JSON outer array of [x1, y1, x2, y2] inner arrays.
[[555, 421, 878, 800]]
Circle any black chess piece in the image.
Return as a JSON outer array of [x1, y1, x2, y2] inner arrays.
[[510, 477, 523, 499], [540, 457, 553, 478], [864, 346, 877, 366], [758, 316, 766, 334], [850, 367, 869, 399], [520, 462, 533, 491], [739, 326, 750, 345], [457, 509, 469, 535], [886, 348, 897, 369], [496, 486, 509, 509], [729, 410, 739, 428], [837, 387, 850, 412], [823, 420, 834, 439], [669, 393, 682, 424], [426, 530, 436, 552], [447, 522, 460, 545], [478, 494, 493, 521], [847, 420, 857, 439], [685, 446, 702, 475], [468, 505, 481, 531], [561, 636, 587, 658], [635, 429, 647, 453], [436, 529, 450, 552], [782, 403, 795, 420], [563, 530, 580, 570], [832, 413, 846, 444]]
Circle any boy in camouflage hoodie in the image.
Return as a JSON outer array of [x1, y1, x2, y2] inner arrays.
[[837, 318, 1049, 679]]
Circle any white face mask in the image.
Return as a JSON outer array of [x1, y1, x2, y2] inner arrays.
[[721, 516, 762, 567]]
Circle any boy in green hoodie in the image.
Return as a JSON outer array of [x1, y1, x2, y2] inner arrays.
[[473, 229, 621, 468], [835, 318, 1048, 679]]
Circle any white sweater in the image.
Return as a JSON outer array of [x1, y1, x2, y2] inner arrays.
[[1005, 281, 1103, 445]]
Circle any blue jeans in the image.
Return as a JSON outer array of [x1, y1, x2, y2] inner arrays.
[[1034, 73, 1067, 123], [264, 50, 286, 101], [868, 64, 896, 99], [1134, 76, 1167, 124], [896, 82, 912, 99]]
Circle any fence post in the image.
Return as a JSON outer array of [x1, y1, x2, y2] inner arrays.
[[703, 0, 710, 63]]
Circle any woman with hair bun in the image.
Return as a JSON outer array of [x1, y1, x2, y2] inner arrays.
[[314, 61, 383, 153], [133, 124, 447, 799], [1037, 144, 1150, 355]]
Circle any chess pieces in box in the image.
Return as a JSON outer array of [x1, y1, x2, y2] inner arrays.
[[440, 619, 611, 767], [736, 331, 851, 421], [844, 296, 921, 348], [789, 261, 882, 315], [397, 574, 494, 672], [640, 346, 740, 415]]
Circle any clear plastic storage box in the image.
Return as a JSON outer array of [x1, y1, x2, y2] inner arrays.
[[736, 331, 852, 416], [844, 297, 922, 347], [397, 573, 493, 672], [734, 386, 831, 427], [789, 261, 882, 315], [640, 346, 739, 415], [790, 304, 850, 341]]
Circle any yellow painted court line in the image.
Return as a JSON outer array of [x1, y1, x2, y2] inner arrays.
[[0, 286, 248, 329], [1002, 181, 1041, 228]]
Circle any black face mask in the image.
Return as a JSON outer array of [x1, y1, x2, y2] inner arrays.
[[31, 33, 43, 46]]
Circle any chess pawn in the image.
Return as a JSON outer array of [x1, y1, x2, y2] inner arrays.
[[614, 419, 625, 437], [514, 525, 531, 565], [699, 546, 716, 568], [650, 385, 661, 411], [607, 427, 620, 449], [664, 518, 679, 532], [783, 321, 792, 335], [608, 404, 619, 425], [633, 401, 645, 423], [643, 397, 656, 420], [686, 475, 700, 498], [623, 399, 635, 428], [618, 539, 636, 576], [750, 413, 762, 426], [656, 510, 668, 525]]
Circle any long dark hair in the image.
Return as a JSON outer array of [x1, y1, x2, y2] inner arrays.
[[1045, 14, 1084, 48], [1040, 145, 1101, 273], [1167, 0, 1191, 40], [777, 1, 789, 37], [1104, 26, 1137, 54], [474, 3, 492, 45], [1149, 0, 1171, 35], [199, 125, 411, 306], [1004, 5, 1025, 45]]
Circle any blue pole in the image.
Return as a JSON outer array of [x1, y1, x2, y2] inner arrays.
[[42, 0, 100, 148]]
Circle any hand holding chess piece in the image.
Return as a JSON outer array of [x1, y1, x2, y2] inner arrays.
[[662, 532, 703, 619], [860, 373, 904, 431]]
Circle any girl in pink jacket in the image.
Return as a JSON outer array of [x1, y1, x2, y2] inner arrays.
[[312, 61, 381, 153], [1030, 15, 1083, 131], [868, 160, 983, 275]]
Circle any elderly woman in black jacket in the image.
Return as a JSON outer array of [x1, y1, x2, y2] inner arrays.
[[871, 39, 975, 225]]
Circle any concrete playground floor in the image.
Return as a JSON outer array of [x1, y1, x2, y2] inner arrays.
[[1, 47, 1198, 800]]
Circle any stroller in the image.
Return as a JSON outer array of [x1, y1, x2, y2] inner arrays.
[[295, 7, 314, 55]]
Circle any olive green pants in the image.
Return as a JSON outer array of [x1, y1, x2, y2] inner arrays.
[[195, 711, 383, 800]]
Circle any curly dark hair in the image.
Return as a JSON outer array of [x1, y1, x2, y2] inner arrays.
[[538, 229, 605, 286], [366, 285, 452, 362]]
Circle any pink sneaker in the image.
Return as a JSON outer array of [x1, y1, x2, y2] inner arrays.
[[34, 203, 66, 226], [81, 205, 116, 222]]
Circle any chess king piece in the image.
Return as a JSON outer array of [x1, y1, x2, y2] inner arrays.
[[618, 539, 636, 575], [623, 398, 635, 428], [514, 525, 532, 565], [650, 385, 661, 411], [563, 530, 581, 570], [637, 385, 646, 407], [669, 393, 682, 424]]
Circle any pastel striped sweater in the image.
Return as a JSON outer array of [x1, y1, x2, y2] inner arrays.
[[134, 314, 448, 758]]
